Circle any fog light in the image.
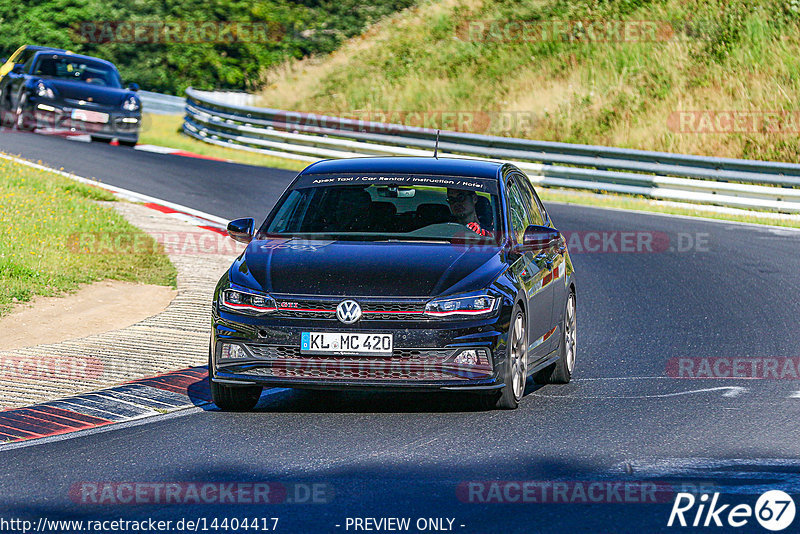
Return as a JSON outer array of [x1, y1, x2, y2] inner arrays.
[[453, 348, 489, 366], [220, 344, 247, 360]]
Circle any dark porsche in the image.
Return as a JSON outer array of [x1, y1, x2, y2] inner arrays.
[[210, 157, 576, 410], [0, 49, 141, 145]]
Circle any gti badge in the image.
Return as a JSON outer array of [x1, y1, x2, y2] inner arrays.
[[336, 300, 362, 324]]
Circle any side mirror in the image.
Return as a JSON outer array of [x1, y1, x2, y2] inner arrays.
[[227, 217, 255, 244], [12, 63, 24, 74], [127, 82, 139, 91], [518, 225, 562, 253]]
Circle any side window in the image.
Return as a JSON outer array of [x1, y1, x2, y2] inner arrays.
[[505, 179, 530, 243], [22, 55, 36, 74], [516, 174, 546, 226]]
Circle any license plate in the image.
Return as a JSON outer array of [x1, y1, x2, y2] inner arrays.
[[71, 109, 109, 124], [301, 332, 393, 355]]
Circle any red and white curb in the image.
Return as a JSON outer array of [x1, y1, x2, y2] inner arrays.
[[0, 367, 211, 445]]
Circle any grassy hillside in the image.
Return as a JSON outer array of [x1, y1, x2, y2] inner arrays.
[[256, 0, 800, 162]]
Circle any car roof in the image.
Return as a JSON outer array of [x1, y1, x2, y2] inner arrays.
[[299, 156, 507, 180], [31, 50, 116, 69], [25, 45, 66, 52]]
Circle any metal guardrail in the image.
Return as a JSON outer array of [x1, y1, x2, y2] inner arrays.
[[139, 91, 186, 115], [183, 87, 800, 214]]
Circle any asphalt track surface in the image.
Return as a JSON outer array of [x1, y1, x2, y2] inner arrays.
[[2, 130, 800, 533]]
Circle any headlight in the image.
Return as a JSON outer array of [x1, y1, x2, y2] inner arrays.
[[219, 289, 276, 315], [36, 82, 54, 99], [424, 293, 498, 318], [122, 96, 140, 111]]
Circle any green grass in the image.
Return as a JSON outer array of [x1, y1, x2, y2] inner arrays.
[[0, 156, 177, 316], [139, 114, 307, 172], [256, 0, 800, 163]]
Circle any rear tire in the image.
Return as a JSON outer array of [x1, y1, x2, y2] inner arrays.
[[533, 291, 576, 384], [118, 138, 137, 147], [90, 136, 112, 143], [208, 348, 262, 411]]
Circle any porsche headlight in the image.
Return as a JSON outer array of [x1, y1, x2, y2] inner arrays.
[[36, 82, 54, 99], [122, 95, 140, 111], [424, 293, 498, 318], [219, 289, 276, 315]]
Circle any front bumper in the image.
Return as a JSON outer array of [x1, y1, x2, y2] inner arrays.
[[30, 98, 140, 141], [211, 307, 510, 392]]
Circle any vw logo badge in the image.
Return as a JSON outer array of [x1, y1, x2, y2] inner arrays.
[[336, 300, 362, 324]]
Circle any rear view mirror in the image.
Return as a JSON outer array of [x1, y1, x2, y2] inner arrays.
[[376, 186, 415, 198], [519, 225, 562, 253], [227, 217, 255, 244]]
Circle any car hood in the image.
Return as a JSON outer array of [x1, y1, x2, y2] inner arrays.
[[40, 79, 131, 107], [229, 239, 505, 297]]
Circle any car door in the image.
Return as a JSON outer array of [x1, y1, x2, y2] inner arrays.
[[505, 177, 556, 364], [518, 175, 564, 353]]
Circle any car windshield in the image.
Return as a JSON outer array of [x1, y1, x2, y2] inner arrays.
[[262, 174, 501, 244], [33, 55, 122, 88]]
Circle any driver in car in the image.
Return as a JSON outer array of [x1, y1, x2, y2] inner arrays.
[[446, 188, 493, 237]]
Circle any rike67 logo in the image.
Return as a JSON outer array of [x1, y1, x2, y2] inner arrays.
[[668, 490, 796, 531]]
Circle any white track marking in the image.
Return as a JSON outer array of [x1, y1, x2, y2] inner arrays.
[[534, 386, 748, 399]]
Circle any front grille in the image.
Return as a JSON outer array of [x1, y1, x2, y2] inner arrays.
[[232, 344, 489, 381], [243, 363, 459, 381], [246, 344, 453, 363], [271, 299, 427, 321]]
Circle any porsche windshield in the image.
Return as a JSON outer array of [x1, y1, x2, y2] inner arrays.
[[263, 175, 501, 243], [33, 55, 122, 88]]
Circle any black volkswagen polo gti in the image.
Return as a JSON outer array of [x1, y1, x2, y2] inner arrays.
[[210, 157, 576, 410]]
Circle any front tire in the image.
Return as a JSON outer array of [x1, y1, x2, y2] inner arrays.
[[481, 304, 527, 410], [14, 94, 34, 131], [118, 138, 138, 147], [90, 135, 112, 143], [208, 349, 262, 411]]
